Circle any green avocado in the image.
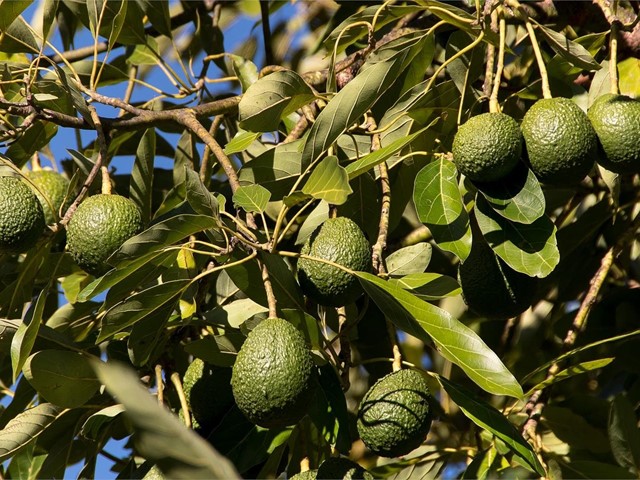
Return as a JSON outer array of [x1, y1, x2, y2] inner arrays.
[[290, 469, 318, 480], [357, 369, 433, 458], [26, 169, 71, 225], [458, 235, 536, 319], [0, 176, 46, 254], [521, 97, 597, 185], [297, 217, 372, 307], [588, 93, 640, 174], [452, 112, 523, 182], [66, 194, 143, 276], [231, 317, 316, 429], [316, 457, 373, 480]]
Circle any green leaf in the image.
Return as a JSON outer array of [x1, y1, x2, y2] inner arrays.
[[413, 158, 471, 261], [233, 184, 272, 214], [0, 403, 66, 462], [98, 279, 189, 342], [112, 214, 218, 264], [560, 461, 637, 479], [609, 394, 640, 471], [474, 164, 546, 224], [535, 22, 601, 71], [543, 406, 610, 453], [185, 168, 219, 218], [344, 124, 431, 180], [7, 443, 45, 480], [390, 272, 461, 300], [224, 130, 262, 155], [439, 377, 545, 476], [23, 350, 100, 408], [80, 404, 126, 440], [130, 127, 155, 225], [385, 243, 432, 276], [92, 360, 241, 479], [356, 272, 523, 398], [239, 70, 315, 132], [184, 333, 244, 367], [0, 0, 32, 31], [229, 54, 259, 92], [127, 305, 173, 367], [475, 195, 559, 278], [10, 289, 47, 382], [302, 156, 352, 205], [204, 298, 269, 329], [135, 0, 172, 37], [525, 358, 614, 396]]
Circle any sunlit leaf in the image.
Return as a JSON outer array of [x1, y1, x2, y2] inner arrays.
[[385, 243, 432, 276], [233, 184, 272, 213], [302, 156, 352, 205]]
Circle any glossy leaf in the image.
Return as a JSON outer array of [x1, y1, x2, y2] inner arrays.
[[0, 0, 32, 31], [439, 377, 544, 476], [10, 289, 47, 382], [475, 195, 559, 278], [356, 272, 523, 398], [23, 350, 100, 408], [224, 130, 262, 155], [239, 70, 315, 132], [535, 22, 601, 71], [233, 184, 271, 213], [390, 272, 461, 300], [385, 243, 432, 276], [92, 360, 241, 479], [130, 128, 155, 225], [302, 156, 352, 205], [414, 158, 472, 261]]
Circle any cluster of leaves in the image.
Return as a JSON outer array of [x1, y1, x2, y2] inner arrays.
[[1, 1, 640, 479]]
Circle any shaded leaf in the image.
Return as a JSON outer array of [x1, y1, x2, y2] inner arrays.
[[559, 461, 636, 479], [185, 168, 220, 218], [80, 404, 126, 440], [385, 243, 432, 276], [356, 272, 523, 398], [302, 156, 352, 205], [609, 394, 640, 471], [0, 0, 32, 31], [543, 406, 610, 453], [390, 273, 461, 300], [414, 158, 471, 260], [535, 23, 601, 71], [130, 128, 155, 225], [475, 195, 559, 278], [525, 358, 614, 396], [184, 333, 244, 367], [233, 184, 271, 214]]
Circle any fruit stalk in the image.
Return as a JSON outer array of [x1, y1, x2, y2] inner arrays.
[[525, 21, 552, 99], [489, 10, 507, 114]]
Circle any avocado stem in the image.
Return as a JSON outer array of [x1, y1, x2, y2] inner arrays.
[[525, 22, 552, 99], [489, 11, 507, 114], [100, 166, 112, 195], [609, 21, 620, 95]]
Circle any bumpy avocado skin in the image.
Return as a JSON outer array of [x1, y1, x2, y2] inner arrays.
[[231, 318, 316, 429], [452, 112, 523, 182], [0, 176, 46, 254], [357, 369, 433, 458], [521, 97, 598, 185], [588, 93, 640, 174], [316, 457, 373, 480], [26, 170, 70, 225], [66, 194, 143, 276], [297, 217, 372, 307], [290, 469, 318, 480], [458, 237, 536, 319]]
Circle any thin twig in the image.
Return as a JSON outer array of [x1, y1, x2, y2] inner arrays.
[[170, 371, 191, 429], [155, 364, 165, 406], [200, 115, 224, 186], [260, 1, 274, 66]]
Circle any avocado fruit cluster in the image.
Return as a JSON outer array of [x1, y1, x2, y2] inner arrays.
[[588, 93, 640, 174], [0, 176, 46, 254], [357, 368, 433, 458], [297, 217, 372, 307], [231, 317, 316, 429], [66, 193, 143, 276]]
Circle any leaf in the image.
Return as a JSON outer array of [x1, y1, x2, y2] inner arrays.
[[302, 156, 352, 205], [184, 333, 244, 367], [475, 195, 559, 278], [10, 289, 47, 382], [23, 350, 100, 408], [302, 32, 430, 168], [525, 358, 614, 396], [390, 272, 461, 300], [474, 164, 546, 224], [130, 127, 155, 225], [0, 0, 32, 31], [535, 23, 601, 71], [80, 404, 126, 440], [439, 377, 545, 476], [344, 124, 431, 180], [356, 272, 523, 398], [92, 360, 241, 479], [112, 214, 218, 264], [0, 403, 66, 462], [560, 460, 637, 479], [385, 243, 432, 276], [543, 406, 610, 453], [135, 0, 172, 37], [185, 168, 220, 218], [233, 184, 272, 213], [127, 304, 173, 367], [98, 279, 189, 342], [609, 394, 640, 471], [204, 298, 269, 330], [238, 70, 315, 132], [413, 158, 472, 261], [224, 130, 262, 155]]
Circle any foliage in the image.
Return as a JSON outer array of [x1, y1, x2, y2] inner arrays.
[[1, 1, 640, 479]]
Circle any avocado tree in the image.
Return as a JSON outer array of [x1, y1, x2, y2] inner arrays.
[[1, 1, 640, 478]]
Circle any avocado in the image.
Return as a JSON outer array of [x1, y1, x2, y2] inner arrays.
[[182, 358, 233, 432], [316, 457, 373, 480], [0, 176, 46, 254], [521, 97, 598, 185], [66, 194, 143, 276], [297, 217, 372, 307], [357, 369, 433, 458], [231, 317, 316, 428], [452, 112, 523, 182], [458, 235, 536, 319], [26, 169, 70, 225], [290, 469, 318, 480], [588, 93, 640, 174]]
